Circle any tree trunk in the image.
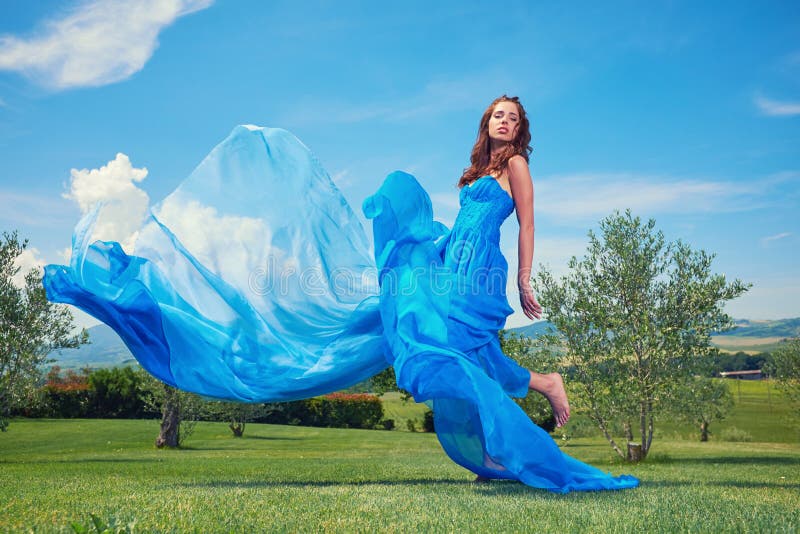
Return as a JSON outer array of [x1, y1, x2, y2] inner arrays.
[[596, 419, 626, 459], [639, 399, 648, 459], [155, 385, 180, 448], [229, 420, 245, 437], [623, 421, 634, 460], [700, 420, 709, 442], [624, 421, 633, 442], [627, 442, 643, 462]]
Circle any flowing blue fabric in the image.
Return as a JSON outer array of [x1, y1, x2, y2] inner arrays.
[[44, 126, 386, 401], [43, 125, 638, 492]]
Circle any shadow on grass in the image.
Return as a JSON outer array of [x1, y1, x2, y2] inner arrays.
[[0, 458, 162, 464], [182, 478, 477, 489], [691, 455, 800, 465], [179, 478, 619, 496], [644, 479, 800, 490], [644, 455, 800, 466], [241, 435, 304, 441]]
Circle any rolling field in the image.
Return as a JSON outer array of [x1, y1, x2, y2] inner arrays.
[[1, 380, 798, 532], [711, 335, 787, 354]]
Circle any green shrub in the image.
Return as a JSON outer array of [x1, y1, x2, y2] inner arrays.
[[422, 409, 434, 432], [41, 366, 91, 418], [323, 393, 384, 429], [381, 418, 395, 430], [27, 366, 155, 420], [720, 426, 753, 442], [560, 416, 597, 439], [253, 394, 384, 429], [87, 366, 148, 418]]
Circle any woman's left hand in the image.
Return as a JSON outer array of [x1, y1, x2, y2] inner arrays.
[[519, 286, 543, 320]]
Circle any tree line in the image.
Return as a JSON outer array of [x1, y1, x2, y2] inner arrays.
[[2, 212, 799, 461], [13, 364, 394, 445]]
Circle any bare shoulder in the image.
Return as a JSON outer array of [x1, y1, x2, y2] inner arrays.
[[507, 155, 531, 182]]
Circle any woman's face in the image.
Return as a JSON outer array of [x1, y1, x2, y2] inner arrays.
[[487, 101, 520, 144]]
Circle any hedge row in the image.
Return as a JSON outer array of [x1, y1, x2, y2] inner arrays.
[[23, 367, 389, 430], [19, 366, 153, 419], [252, 393, 386, 429]]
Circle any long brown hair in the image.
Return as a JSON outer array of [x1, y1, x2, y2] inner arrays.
[[458, 95, 532, 188]]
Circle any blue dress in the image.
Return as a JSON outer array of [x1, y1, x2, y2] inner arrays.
[[43, 126, 638, 492]]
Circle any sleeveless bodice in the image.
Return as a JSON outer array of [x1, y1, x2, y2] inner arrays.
[[432, 175, 517, 348], [441, 176, 514, 280], [454, 176, 514, 244]]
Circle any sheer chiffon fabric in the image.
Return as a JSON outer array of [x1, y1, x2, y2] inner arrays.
[[43, 126, 638, 492]]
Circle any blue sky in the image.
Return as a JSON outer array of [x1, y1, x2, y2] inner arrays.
[[0, 0, 798, 329]]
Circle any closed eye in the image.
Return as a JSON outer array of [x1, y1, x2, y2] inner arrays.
[[494, 112, 519, 121]]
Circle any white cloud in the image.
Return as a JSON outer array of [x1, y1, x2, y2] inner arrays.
[[11, 245, 45, 288], [502, 236, 590, 328], [67, 306, 102, 332], [755, 95, 800, 117], [761, 232, 791, 245], [11, 242, 108, 332], [64, 153, 150, 252], [331, 170, 353, 188], [282, 70, 519, 125], [57, 246, 72, 263], [152, 193, 276, 286], [0, 0, 213, 90], [535, 173, 765, 222]]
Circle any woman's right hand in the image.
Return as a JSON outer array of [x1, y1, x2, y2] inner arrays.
[[519, 286, 542, 320]]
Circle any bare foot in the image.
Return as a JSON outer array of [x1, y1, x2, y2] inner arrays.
[[483, 454, 506, 471], [474, 453, 506, 482], [530, 372, 571, 427]]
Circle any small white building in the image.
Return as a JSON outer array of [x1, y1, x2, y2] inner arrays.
[[719, 370, 763, 380]]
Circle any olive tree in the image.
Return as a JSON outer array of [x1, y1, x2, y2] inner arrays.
[[137, 369, 202, 448], [202, 401, 269, 437], [670, 376, 733, 441], [535, 210, 748, 461], [1, 232, 87, 431], [766, 338, 800, 424]]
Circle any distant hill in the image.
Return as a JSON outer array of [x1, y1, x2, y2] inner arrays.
[[715, 318, 800, 338], [51, 317, 797, 370], [508, 321, 556, 338], [51, 321, 559, 370], [50, 324, 135, 370], [510, 318, 800, 340]]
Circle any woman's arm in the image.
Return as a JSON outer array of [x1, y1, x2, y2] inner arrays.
[[507, 155, 542, 319]]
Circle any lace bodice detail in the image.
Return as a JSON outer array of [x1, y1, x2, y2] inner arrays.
[[453, 176, 515, 245]]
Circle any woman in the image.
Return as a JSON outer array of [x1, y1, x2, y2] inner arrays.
[[362, 98, 637, 490], [43, 98, 637, 492], [450, 94, 569, 429]]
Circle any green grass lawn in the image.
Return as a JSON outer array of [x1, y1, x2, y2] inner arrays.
[[646, 379, 800, 444], [385, 378, 800, 443], [1, 415, 798, 533], [1, 380, 796, 532]]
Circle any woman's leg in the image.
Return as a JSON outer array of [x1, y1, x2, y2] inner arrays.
[[529, 372, 571, 427]]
